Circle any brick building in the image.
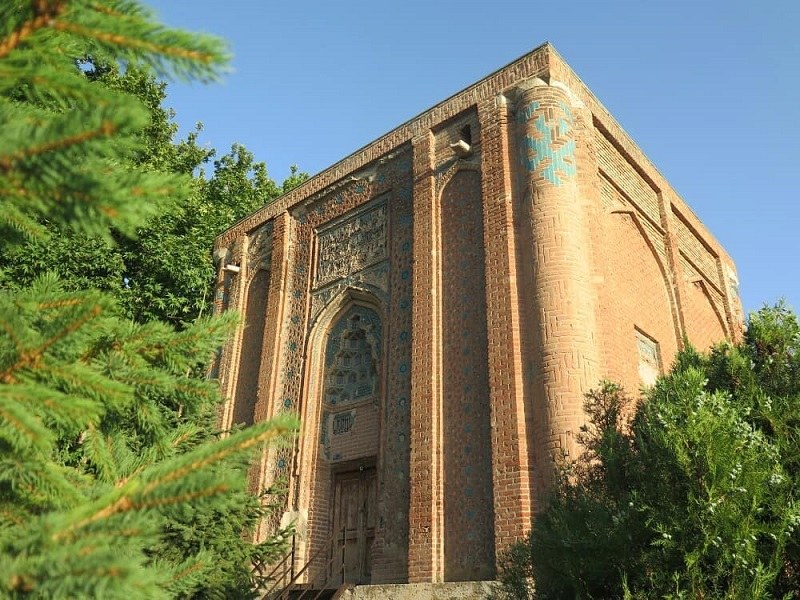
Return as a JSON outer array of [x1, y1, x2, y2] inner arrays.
[[212, 43, 742, 588]]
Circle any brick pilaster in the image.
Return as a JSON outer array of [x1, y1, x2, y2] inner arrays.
[[408, 131, 444, 583], [477, 96, 534, 556], [660, 192, 690, 348], [215, 234, 248, 432], [249, 213, 295, 543], [253, 212, 292, 425]]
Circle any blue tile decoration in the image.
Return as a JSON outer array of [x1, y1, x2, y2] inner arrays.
[[266, 148, 413, 561], [518, 100, 576, 186]]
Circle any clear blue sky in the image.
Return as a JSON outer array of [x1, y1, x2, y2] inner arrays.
[[147, 0, 798, 316]]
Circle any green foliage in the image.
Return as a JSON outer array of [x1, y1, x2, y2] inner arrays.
[[494, 304, 800, 599], [0, 2, 298, 597], [0, 60, 309, 328], [0, 0, 226, 243], [120, 142, 297, 326]]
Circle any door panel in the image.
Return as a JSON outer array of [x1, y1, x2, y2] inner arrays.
[[331, 467, 376, 585]]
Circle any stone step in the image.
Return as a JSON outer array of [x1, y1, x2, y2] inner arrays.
[[339, 581, 495, 600]]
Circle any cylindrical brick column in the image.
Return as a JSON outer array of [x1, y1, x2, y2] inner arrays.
[[515, 78, 600, 489]]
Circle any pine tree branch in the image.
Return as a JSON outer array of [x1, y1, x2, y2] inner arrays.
[[168, 559, 206, 585], [0, 304, 102, 383], [139, 428, 279, 498], [0, 203, 48, 239], [133, 483, 229, 511], [0, 317, 23, 358], [0, 1, 67, 59], [55, 420, 294, 540], [87, 2, 127, 19], [0, 121, 116, 173], [52, 21, 219, 65], [37, 298, 84, 310], [0, 399, 45, 448]]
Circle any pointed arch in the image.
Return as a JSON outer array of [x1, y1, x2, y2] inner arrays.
[[601, 208, 680, 389], [293, 287, 385, 583], [609, 208, 681, 340], [684, 277, 728, 350]]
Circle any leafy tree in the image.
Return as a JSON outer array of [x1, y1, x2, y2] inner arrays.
[[120, 142, 302, 327], [494, 303, 800, 599], [0, 62, 308, 328], [0, 2, 296, 598]]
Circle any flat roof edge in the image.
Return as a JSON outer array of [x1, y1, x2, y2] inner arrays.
[[214, 42, 732, 266], [215, 42, 553, 247]]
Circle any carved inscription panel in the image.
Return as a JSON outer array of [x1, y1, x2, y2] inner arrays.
[[315, 201, 387, 288]]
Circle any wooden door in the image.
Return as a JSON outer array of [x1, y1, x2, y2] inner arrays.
[[331, 467, 376, 585]]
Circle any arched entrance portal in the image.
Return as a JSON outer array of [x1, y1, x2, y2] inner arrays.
[[298, 299, 383, 586]]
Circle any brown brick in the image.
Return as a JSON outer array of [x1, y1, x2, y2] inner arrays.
[[211, 43, 741, 587]]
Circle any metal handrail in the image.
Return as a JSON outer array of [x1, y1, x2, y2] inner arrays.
[[298, 532, 347, 600], [260, 536, 296, 599], [270, 527, 345, 600]]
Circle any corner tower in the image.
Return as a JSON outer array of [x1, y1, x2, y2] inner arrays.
[[213, 43, 742, 590]]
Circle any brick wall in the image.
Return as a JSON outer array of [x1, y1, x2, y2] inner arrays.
[[440, 168, 495, 581], [213, 43, 743, 586]]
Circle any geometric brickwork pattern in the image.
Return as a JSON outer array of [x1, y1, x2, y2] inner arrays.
[[213, 43, 743, 587], [263, 149, 414, 583], [440, 169, 496, 581]]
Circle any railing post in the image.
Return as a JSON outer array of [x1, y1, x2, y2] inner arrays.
[[340, 528, 346, 586], [290, 535, 296, 583]]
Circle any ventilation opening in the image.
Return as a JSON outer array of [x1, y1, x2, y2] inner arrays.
[[459, 124, 472, 145]]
